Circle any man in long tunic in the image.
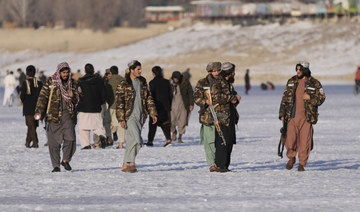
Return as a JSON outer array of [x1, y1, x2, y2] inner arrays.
[[116, 60, 157, 172], [194, 62, 221, 172], [279, 61, 326, 171], [34, 62, 79, 172]]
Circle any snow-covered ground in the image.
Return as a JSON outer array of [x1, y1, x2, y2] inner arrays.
[[1, 21, 360, 85], [1, 85, 359, 211]]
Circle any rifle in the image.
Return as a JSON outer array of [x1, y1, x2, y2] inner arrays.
[[278, 118, 287, 158], [204, 88, 226, 146]]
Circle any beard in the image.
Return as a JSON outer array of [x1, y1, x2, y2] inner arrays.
[[297, 74, 304, 79], [228, 76, 235, 83]]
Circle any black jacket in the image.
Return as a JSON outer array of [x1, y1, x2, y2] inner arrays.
[[77, 73, 106, 113], [149, 76, 172, 124], [104, 79, 114, 107], [20, 79, 43, 116]]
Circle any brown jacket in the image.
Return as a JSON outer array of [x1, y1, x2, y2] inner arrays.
[[115, 75, 157, 125], [35, 78, 79, 124], [194, 74, 216, 126], [279, 75, 326, 124], [210, 75, 239, 126]]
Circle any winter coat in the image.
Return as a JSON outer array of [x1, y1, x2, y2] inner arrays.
[[279, 75, 325, 125], [104, 79, 114, 107], [108, 74, 124, 109], [115, 75, 157, 126], [194, 74, 216, 126], [77, 73, 106, 113], [170, 76, 194, 112], [210, 75, 239, 126], [20, 79, 43, 116], [35, 78, 79, 124], [19, 72, 26, 87], [149, 76, 172, 124]]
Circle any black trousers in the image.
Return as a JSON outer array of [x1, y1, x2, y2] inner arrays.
[[25, 115, 39, 146], [215, 125, 234, 168], [148, 114, 171, 142]]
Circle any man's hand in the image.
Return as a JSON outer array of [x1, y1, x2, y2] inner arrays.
[[189, 105, 194, 111], [121, 121, 127, 129], [303, 93, 310, 100], [152, 116, 157, 124]]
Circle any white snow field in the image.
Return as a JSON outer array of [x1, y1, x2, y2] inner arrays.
[[0, 84, 359, 211]]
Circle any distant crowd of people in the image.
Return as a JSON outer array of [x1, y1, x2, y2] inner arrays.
[[3, 60, 329, 173]]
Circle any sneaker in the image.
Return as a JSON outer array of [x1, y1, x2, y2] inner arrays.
[[52, 167, 60, 172], [113, 132, 118, 141], [61, 161, 72, 171], [286, 157, 296, 170], [298, 164, 305, 171], [164, 142, 172, 147], [99, 135, 107, 149], [81, 145, 91, 150]]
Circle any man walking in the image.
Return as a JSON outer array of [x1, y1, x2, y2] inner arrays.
[[147, 66, 172, 147], [34, 62, 79, 172], [168, 71, 194, 145], [108, 65, 126, 149], [77, 63, 107, 149], [194, 62, 221, 172], [116, 60, 157, 172], [2, 71, 16, 107], [245, 69, 251, 95], [279, 61, 326, 171], [211, 62, 241, 172], [20, 65, 43, 148]]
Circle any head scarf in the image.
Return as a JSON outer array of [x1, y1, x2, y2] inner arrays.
[[52, 62, 77, 110]]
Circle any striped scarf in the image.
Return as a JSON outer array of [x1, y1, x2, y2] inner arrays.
[[52, 62, 77, 110], [25, 77, 39, 95]]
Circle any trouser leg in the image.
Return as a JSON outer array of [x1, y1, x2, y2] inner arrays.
[[47, 129, 61, 168], [160, 122, 171, 141], [148, 120, 157, 142], [285, 119, 298, 159], [118, 127, 125, 144], [177, 109, 187, 135], [26, 115, 39, 145], [298, 122, 313, 166], [201, 125, 216, 165], [62, 139, 76, 162], [79, 130, 90, 147]]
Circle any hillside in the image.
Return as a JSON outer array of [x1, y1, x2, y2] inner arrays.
[[1, 21, 359, 85]]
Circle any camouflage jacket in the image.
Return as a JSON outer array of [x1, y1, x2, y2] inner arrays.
[[115, 76, 157, 126], [35, 78, 79, 124], [194, 74, 216, 126], [279, 75, 326, 124], [210, 75, 239, 126]]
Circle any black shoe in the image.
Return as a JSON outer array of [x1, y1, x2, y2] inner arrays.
[[81, 145, 91, 150], [52, 167, 60, 172], [216, 167, 228, 173], [99, 135, 107, 149], [31, 143, 39, 148], [113, 132, 118, 141], [145, 142, 153, 146], [61, 161, 72, 171], [164, 142, 172, 147]]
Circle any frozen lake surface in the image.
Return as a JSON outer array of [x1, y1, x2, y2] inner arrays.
[[0, 84, 359, 211]]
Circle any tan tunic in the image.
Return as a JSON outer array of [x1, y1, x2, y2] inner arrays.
[[286, 78, 313, 166]]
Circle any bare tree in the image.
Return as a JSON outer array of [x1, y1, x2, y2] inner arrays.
[[4, 0, 35, 27]]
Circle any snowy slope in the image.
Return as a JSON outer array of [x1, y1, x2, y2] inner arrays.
[[0, 85, 359, 211], [1, 21, 360, 85]]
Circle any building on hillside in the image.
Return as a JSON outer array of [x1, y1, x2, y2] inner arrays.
[[145, 6, 184, 23]]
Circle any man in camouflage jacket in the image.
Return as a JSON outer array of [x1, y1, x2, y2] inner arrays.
[[116, 60, 157, 173], [194, 62, 221, 172], [34, 62, 79, 172], [210, 62, 241, 172], [279, 61, 325, 171]]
